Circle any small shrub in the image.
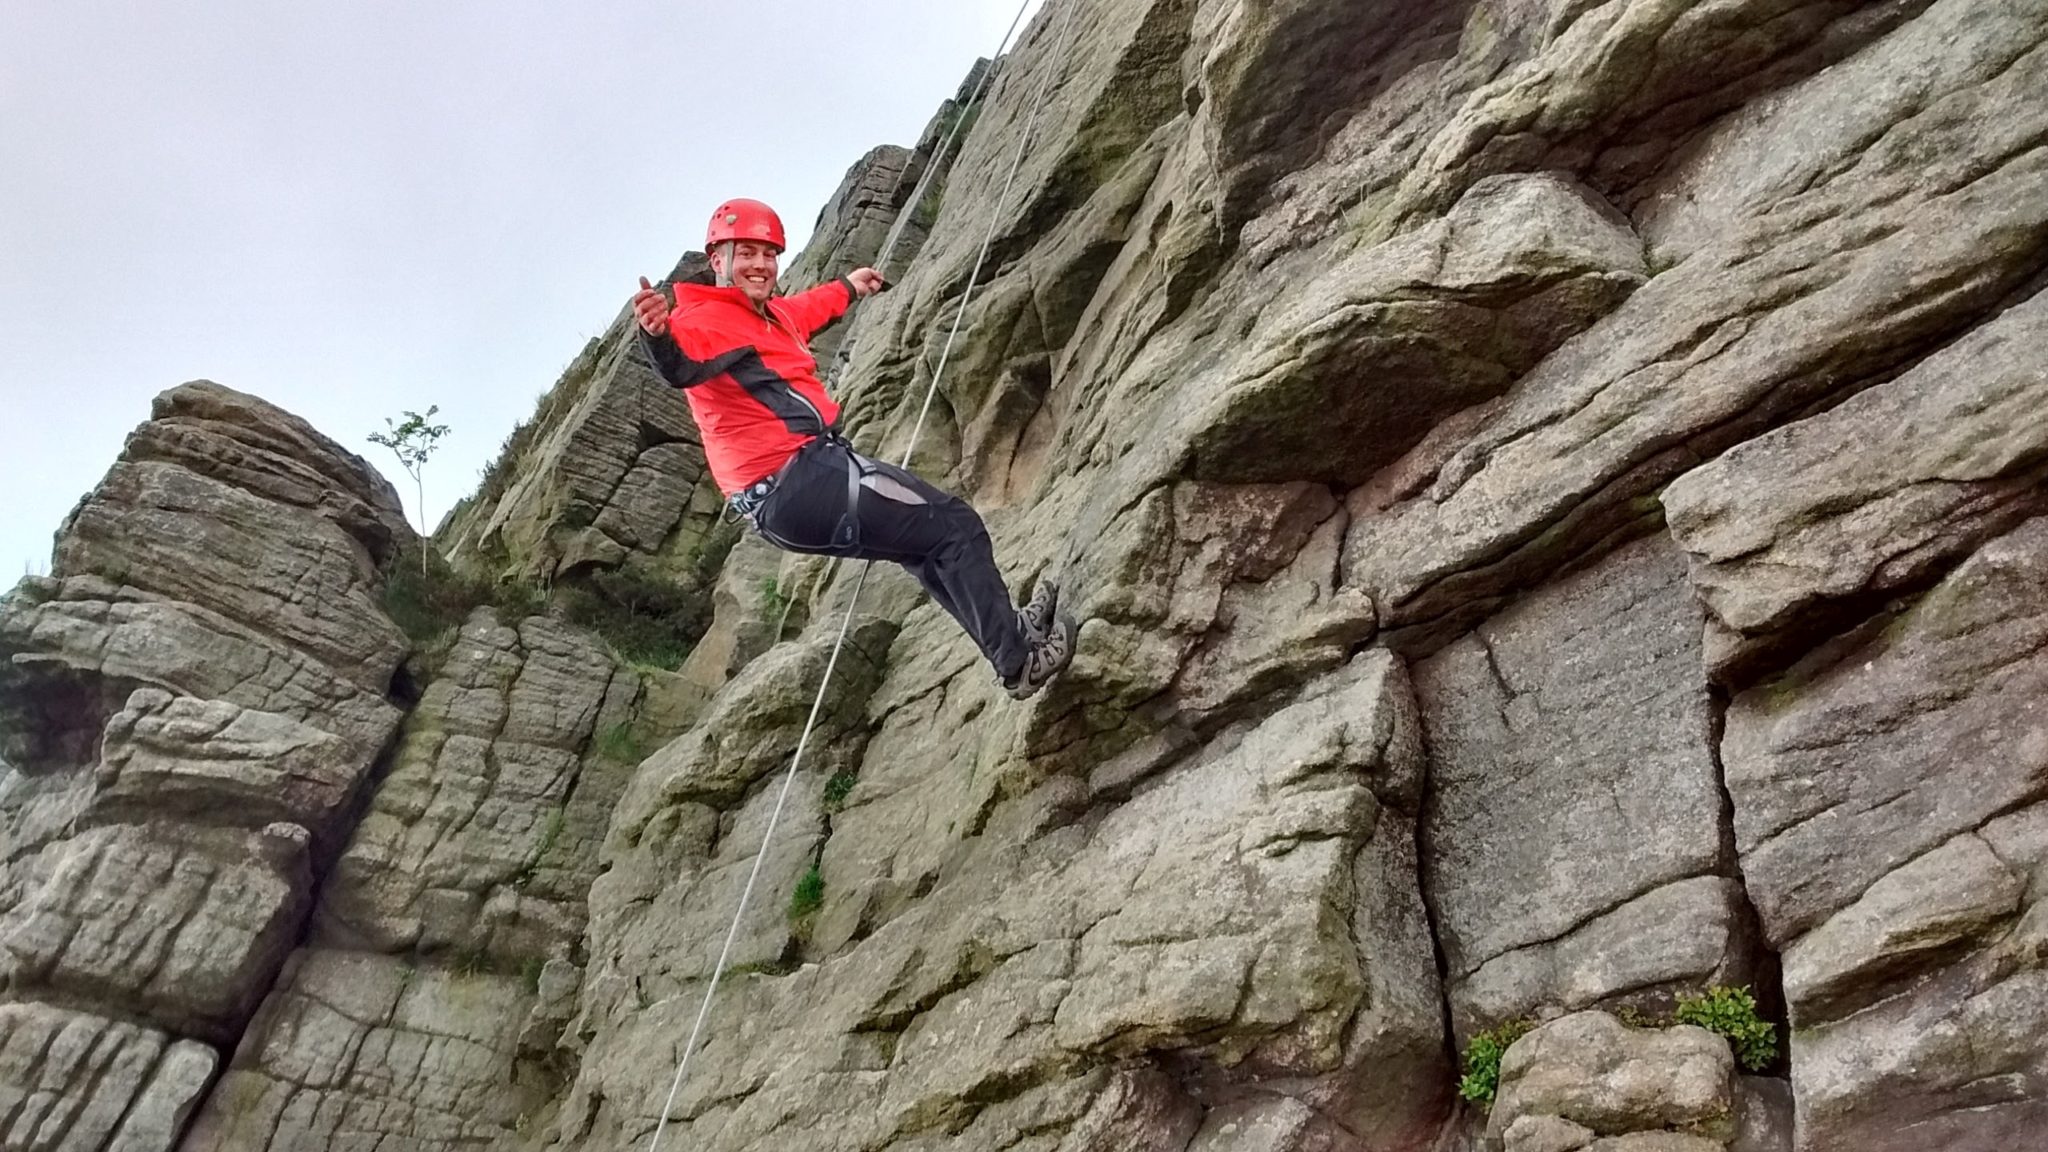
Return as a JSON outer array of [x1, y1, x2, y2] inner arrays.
[[1676, 985, 1778, 1072], [560, 562, 702, 670], [788, 865, 825, 920], [756, 575, 790, 618], [1616, 1004, 1656, 1029], [521, 956, 546, 994], [822, 771, 857, 812], [379, 546, 545, 646], [1458, 1020, 1537, 1104]]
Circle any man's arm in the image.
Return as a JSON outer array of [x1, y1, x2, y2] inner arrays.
[[776, 278, 854, 340], [632, 277, 740, 388], [777, 268, 886, 339]]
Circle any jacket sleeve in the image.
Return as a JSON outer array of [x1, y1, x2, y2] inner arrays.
[[776, 278, 857, 341], [637, 317, 745, 389]]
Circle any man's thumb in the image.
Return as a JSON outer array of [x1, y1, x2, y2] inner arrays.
[[639, 276, 653, 291]]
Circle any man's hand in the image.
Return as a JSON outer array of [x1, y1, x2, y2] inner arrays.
[[847, 268, 887, 297], [633, 276, 669, 335]]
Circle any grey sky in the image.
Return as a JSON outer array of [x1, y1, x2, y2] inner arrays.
[[1, 0, 1044, 576]]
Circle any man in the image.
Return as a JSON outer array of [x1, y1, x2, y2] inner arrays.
[[632, 198, 1076, 700]]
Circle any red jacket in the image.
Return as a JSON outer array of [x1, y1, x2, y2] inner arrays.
[[640, 275, 857, 495]]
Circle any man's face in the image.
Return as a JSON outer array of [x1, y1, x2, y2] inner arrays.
[[717, 240, 780, 303]]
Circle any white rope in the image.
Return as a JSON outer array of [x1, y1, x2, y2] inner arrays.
[[644, 3, 1082, 1148]]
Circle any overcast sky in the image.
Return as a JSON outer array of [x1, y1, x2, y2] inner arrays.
[[1, 0, 1045, 578]]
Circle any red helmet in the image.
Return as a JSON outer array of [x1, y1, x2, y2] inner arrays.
[[706, 198, 786, 253]]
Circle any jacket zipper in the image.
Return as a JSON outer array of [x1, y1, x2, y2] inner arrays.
[[764, 303, 828, 433]]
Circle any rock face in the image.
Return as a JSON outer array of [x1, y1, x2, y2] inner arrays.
[[0, 382, 409, 1150], [1664, 289, 2048, 683], [1721, 516, 2048, 1152], [559, 651, 1446, 1151], [1418, 536, 1754, 1040], [180, 608, 657, 1151], [8, 1, 2048, 1150], [0, 1003, 216, 1151]]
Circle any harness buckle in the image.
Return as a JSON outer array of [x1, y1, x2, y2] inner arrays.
[[726, 476, 776, 524]]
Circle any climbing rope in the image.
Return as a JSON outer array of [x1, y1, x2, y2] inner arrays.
[[645, 2, 1082, 1148]]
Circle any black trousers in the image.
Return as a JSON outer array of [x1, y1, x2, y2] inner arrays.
[[744, 438, 1029, 681]]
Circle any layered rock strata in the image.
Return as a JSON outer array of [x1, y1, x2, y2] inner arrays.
[[4, 1, 2047, 1150]]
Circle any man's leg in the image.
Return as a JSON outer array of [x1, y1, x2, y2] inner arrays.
[[751, 442, 1032, 682]]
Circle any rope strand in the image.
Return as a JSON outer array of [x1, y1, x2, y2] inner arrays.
[[643, 2, 1080, 1147]]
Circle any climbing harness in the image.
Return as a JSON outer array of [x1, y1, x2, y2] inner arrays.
[[645, 2, 1082, 1148]]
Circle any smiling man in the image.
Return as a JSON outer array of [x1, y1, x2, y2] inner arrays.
[[632, 198, 1076, 700]]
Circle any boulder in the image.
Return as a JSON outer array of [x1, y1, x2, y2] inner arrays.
[[1490, 1012, 1737, 1149]]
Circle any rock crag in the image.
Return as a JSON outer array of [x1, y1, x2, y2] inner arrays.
[[4, 2, 2045, 1150]]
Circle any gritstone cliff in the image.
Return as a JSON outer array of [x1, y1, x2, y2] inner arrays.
[[4, 2, 2047, 1150]]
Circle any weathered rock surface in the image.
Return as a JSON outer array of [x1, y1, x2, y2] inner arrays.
[[0, 1003, 215, 1152], [1490, 1012, 1735, 1151], [1666, 286, 2048, 682], [440, 313, 729, 584], [177, 607, 653, 1151], [556, 652, 1445, 1150], [94, 689, 363, 841], [13, 0, 2048, 1148], [0, 577, 400, 766], [0, 382, 408, 1149], [184, 951, 553, 1151], [0, 385, 407, 1074], [1, 822, 309, 1045], [1171, 172, 1645, 490], [1385, 0, 1936, 227], [1345, 0, 2048, 646], [2, 382, 406, 769], [1726, 516, 2048, 1150], [1419, 535, 1750, 1037], [318, 613, 633, 963]]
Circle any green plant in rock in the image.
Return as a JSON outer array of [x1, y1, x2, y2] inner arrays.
[[512, 807, 566, 890], [560, 562, 703, 670], [756, 575, 789, 619], [521, 955, 546, 995], [1458, 1019, 1537, 1104], [1616, 1003, 1656, 1029], [595, 721, 654, 765], [1676, 985, 1778, 1072], [379, 546, 546, 647], [822, 771, 858, 812], [788, 865, 825, 921], [368, 407, 451, 576]]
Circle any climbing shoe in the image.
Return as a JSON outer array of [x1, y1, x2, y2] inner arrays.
[[1005, 610, 1077, 701], [1018, 579, 1060, 647]]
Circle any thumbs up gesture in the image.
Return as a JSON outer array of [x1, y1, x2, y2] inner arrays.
[[632, 276, 669, 335]]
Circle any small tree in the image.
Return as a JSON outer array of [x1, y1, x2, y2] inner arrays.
[[369, 406, 451, 575]]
